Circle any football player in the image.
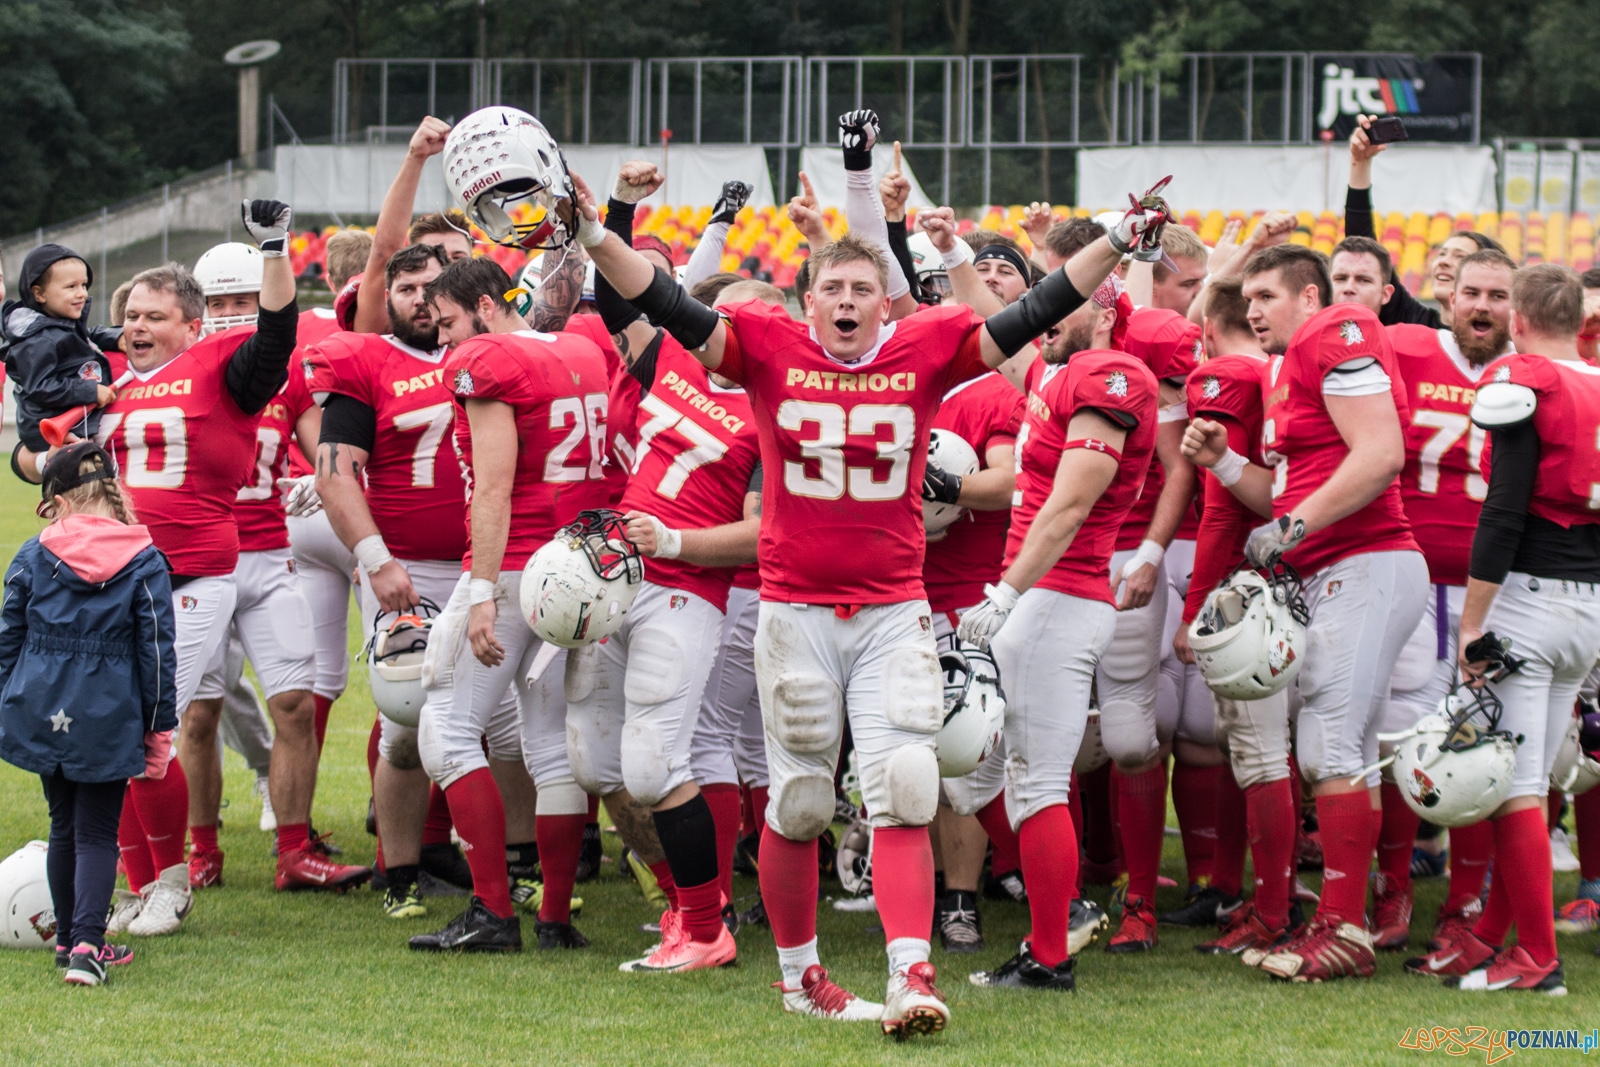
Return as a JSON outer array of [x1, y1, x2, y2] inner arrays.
[[1184, 244, 1428, 983], [580, 130, 1165, 1031]]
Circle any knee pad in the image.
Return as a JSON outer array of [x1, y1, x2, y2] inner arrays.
[[623, 626, 684, 708], [870, 743, 939, 827], [565, 718, 619, 798], [1099, 700, 1160, 768], [764, 672, 842, 754], [416, 701, 451, 784], [484, 706, 523, 765], [884, 648, 943, 734], [535, 775, 590, 816], [767, 774, 836, 840], [620, 718, 684, 807], [1176, 682, 1217, 746], [380, 723, 422, 771]]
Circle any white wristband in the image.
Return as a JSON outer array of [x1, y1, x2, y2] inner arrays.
[[1132, 539, 1165, 571], [939, 239, 975, 272], [1212, 448, 1248, 488], [34, 450, 49, 479], [576, 216, 607, 248], [468, 579, 497, 605], [647, 516, 682, 560], [354, 534, 394, 574]]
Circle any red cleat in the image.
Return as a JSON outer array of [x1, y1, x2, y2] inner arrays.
[[1106, 895, 1158, 953], [1406, 922, 1497, 979], [1448, 946, 1567, 995], [188, 846, 224, 889], [276, 841, 372, 892], [1428, 898, 1482, 952], [1369, 872, 1413, 951], [1259, 917, 1376, 982]]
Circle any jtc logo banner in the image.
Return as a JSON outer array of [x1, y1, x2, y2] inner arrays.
[[1313, 53, 1480, 143]]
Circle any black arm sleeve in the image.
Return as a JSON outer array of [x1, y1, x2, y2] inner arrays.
[[1344, 185, 1375, 239], [627, 331, 665, 395], [1347, 187, 1441, 328], [225, 299, 297, 415], [630, 268, 720, 351], [1469, 422, 1539, 584], [317, 393, 377, 454], [885, 218, 920, 303], [597, 199, 649, 336], [985, 269, 1089, 358]]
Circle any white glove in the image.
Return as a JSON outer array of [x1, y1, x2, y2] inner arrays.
[[957, 581, 1022, 651], [242, 199, 293, 257], [1244, 515, 1306, 568], [1106, 177, 1172, 262], [276, 475, 322, 518]]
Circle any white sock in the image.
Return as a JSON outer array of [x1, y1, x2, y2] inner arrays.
[[777, 937, 822, 988], [886, 936, 930, 978]]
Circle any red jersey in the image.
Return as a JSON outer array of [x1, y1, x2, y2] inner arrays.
[[619, 341, 760, 611], [447, 330, 612, 571], [1115, 307, 1201, 550], [1262, 303, 1419, 575], [1392, 325, 1491, 586], [563, 313, 637, 507], [1182, 354, 1269, 623], [923, 373, 1024, 613], [96, 329, 261, 576], [286, 308, 342, 478], [715, 300, 990, 604], [1477, 354, 1600, 529], [1006, 351, 1159, 604], [307, 332, 467, 563], [234, 371, 314, 553]]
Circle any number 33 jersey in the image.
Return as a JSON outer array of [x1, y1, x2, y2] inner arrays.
[[714, 300, 990, 604], [307, 332, 467, 563]]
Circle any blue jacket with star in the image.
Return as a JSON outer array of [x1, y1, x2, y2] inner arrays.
[[0, 520, 176, 783]]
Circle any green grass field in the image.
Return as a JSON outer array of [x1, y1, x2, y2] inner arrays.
[[0, 474, 1595, 1067]]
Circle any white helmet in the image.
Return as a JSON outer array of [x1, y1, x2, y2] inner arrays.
[[520, 510, 645, 648], [1389, 686, 1518, 827], [1074, 709, 1110, 774], [1550, 706, 1600, 795], [518, 253, 546, 294], [836, 819, 873, 896], [906, 231, 954, 304], [364, 602, 439, 729], [194, 242, 263, 334], [443, 106, 576, 250], [0, 841, 55, 949], [936, 645, 1006, 777], [924, 429, 980, 538], [1188, 566, 1307, 701]]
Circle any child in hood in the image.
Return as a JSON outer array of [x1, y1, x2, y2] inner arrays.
[[0, 442, 176, 986]]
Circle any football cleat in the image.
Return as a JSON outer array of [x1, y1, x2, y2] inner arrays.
[[1576, 876, 1600, 904], [187, 846, 224, 889], [775, 965, 884, 1022], [1410, 845, 1447, 879], [1068, 898, 1110, 955], [737, 897, 768, 929], [1406, 925, 1498, 978], [969, 944, 1076, 991], [937, 891, 984, 954], [1555, 898, 1600, 935], [1236, 904, 1309, 967], [254, 776, 276, 833], [630, 923, 737, 973], [574, 822, 603, 883], [105, 888, 142, 935], [535, 919, 590, 949], [1368, 871, 1413, 951], [1551, 828, 1581, 873], [622, 849, 668, 909], [1448, 946, 1566, 995], [383, 882, 427, 920], [1106, 895, 1157, 953], [621, 909, 681, 972], [1259, 918, 1376, 982], [733, 832, 760, 876], [127, 863, 192, 937], [1160, 884, 1243, 927], [1198, 904, 1278, 956], [1428, 898, 1483, 951], [882, 962, 949, 1039], [984, 868, 1028, 903], [275, 845, 372, 892], [420, 842, 474, 890], [409, 898, 522, 952], [510, 877, 584, 918]]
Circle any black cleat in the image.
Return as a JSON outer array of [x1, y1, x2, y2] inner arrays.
[[969, 945, 1076, 990], [1159, 885, 1242, 927], [408, 898, 522, 953], [736, 897, 768, 929], [983, 868, 1027, 903], [535, 919, 590, 950], [937, 891, 985, 954], [722, 904, 740, 936], [575, 823, 602, 883], [420, 842, 475, 890]]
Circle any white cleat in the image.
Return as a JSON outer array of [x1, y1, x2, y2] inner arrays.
[[127, 863, 193, 936], [105, 888, 143, 935], [1551, 828, 1580, 873], [255, 776, 277, 832], [882, 962, 949, 1039], [775, 965, 884, 1022]]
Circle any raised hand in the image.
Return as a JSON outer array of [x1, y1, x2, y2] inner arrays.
[[788, 172, 828, 246], [919, 206, 958, 253], [711, 180, 753, 225], [838, 109, 880, 171], [242, 199, 293, 257], [879, 141, 911, 222], [614, 160, 665, 204], [408, 117, 452, 161], [1020, 201, 1054, 248]]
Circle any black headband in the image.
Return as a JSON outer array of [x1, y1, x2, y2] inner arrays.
[[974, 245, 1032, 288]]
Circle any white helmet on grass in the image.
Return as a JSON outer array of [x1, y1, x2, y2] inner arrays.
[[521, 510, 645, 648], [0, 842, 55, 949]]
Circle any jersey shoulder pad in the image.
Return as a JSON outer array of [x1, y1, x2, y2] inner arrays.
[[1471, 375, 1537, 427]]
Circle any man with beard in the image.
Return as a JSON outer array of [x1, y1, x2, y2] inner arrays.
[[1382, 249, 1516, 965]]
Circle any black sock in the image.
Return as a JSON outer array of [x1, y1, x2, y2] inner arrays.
[[505, 841, 539, 880], [652, 794, 719, 890], [387, 863, 419, 890]]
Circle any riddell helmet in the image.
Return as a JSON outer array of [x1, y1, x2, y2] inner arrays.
[[521, 510, 645, 648], [936, 645, 1006, 777], [443, 107, 576, 250], [1188, 566, 1308, 701], [1550, 708, 1600, 795], [0, 842, 55, 949], [365, 602, 439, 728], [836, 819, 873, 896], [1389, 686, 1518, 827], [924, 429, 980, 538], [194, 242, 263, 334], [1074, 709, 1110, 774]]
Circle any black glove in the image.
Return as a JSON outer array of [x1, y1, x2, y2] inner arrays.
[[838, 109, 879, 172], [242, 199, 293, 257], [711, 181, 753, 226], [923, 464, 963, 505]]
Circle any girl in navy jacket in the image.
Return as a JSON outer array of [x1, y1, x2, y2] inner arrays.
[[0, 442, 176, 986]]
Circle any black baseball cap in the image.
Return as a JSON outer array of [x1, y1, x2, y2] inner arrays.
[[40, 442, 115, 503]]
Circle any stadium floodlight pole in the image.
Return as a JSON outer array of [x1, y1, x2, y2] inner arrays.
[[224, 40, 282, 165]]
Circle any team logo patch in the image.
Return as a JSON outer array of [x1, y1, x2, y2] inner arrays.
[[180, 595, 198, 612], [1338, 319, 1364, 346], [28, 908, 56, 943], [285, 559, 297, 575], [454, 369, 475, 395], [78, 361, 102, 381], [1081, 439, 1108, 452], [1191, 339, 1203, 361], [1324, 579, 1343, 599], [1202, 375, 1221, 400], [1407, 765, 1442, 809], [1493, 364, 1511, 383], [669, 594, 688, 610], [919, 615, 932, 633], [1267, 637, 1297, 676], [301, 358, 316, 381], [1105, 371, 1129, 397]]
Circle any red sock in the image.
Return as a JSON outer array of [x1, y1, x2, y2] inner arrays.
[[1491, 807, 1557, 965], [117, 798, 155, 893], [1018, 804, 1079, 968], [1113, 763, 1168, 904], [312, 694, 334, 755], [1575, 788, 1600, 881], [1446, 820, 1495, 912], [758, 827, 818, 949], [738, 783, 756, 837], [1246, 777, 1297, 930], [677, 879, 725, 943], [422, 782, 454, 847], [277, 823, 310, 856], [1314, 791, 1376, 925], [1211, 766, 1248, 898], [975, 794, 1022, 876], [190, 823, 218, 853], [1377, 782, 1422, 890], [648, 860, 680, 910], [700, 783, 742, 905], [1171, 762, 1221, 886], [366, 717, 381, 782], [1548, 788, 1563, 831], [749, 786, 770, 832], [534, 813, 586, 924], [129, 757, 188, 870], [1474, 850, 1514, 946], [872, 826, 935, 944], [443, 768, 513, 918]]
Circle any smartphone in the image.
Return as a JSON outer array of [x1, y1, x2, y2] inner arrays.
[[1366, 116, 1408, 145]]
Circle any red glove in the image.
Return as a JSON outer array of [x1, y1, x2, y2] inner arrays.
[[143, 730, 174, 780]]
